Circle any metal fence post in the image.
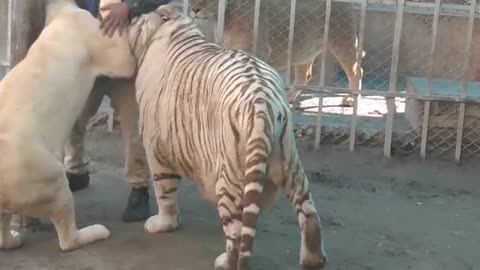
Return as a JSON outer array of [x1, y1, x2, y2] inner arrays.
[[454, 0, 476, 163], [286, 0, 297, 84], [384, 0, 405, 158], [349, 0, 367, 152], [314, 0, 332, 151], [5, 0, 13, 73], [420, 0, 441, 159], [216, 0, 227, 46], [252, 0, 262, 56], [183, 0, 190, 16]]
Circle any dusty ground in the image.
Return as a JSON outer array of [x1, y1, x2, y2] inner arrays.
[[1, 128, 479, 270]]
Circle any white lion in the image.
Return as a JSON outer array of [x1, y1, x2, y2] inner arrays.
[[0, 0, 135, 251], [189, 0, 362, 107]]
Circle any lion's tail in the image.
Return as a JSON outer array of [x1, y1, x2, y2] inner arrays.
[[45, 0, 77, 26]]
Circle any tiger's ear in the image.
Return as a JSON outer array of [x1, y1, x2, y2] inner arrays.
[[155, 5, 182, 22]]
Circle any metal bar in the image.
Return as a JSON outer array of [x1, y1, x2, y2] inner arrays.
[[383, 0, 405, 158], [108, 99, 114, 132], [5, 0, 13, 71], [296, 85, 480, 104], [285, 0, 297, 84], [0, 61, 10, 66], [182, 0, 190, 16], [460, 1, 475, 97], [331, 0, 363, 3], [314, 0, 332, 151], [252, 0, 262, 56], [329, 0, 480, 16], [455, 0, 476, 163], [349, 0, 366, 152], [420, 0, 441, 159], [350, 2, 477, 18], [420, 101, 430, 158], [216, 0, 227, 46], [455, 103, 466, 162]]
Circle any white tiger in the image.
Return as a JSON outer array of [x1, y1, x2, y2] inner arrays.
[[0, 0, 136, 251], [118, 3, 327, 269]]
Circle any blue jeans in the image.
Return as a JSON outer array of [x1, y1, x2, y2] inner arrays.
[[76, 0, 99, 17]]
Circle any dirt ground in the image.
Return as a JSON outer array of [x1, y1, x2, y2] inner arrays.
[[1, 128, 479, 270]]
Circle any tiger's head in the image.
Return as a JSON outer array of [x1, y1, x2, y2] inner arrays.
[[125, 4, 203, 63]]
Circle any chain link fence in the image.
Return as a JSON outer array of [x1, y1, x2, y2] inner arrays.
[[183, 0, 480, 162]]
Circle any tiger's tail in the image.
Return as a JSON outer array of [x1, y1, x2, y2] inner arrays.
[[237, 100, 279, 269]]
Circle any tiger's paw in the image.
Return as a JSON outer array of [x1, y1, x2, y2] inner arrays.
[[144, 213, 179, 233], [300, 251, 327, 270]]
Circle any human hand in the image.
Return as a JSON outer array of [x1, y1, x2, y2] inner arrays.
[[100, 2, 130, 38]]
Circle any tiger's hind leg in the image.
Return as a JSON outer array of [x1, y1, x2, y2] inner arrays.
[[214, 173, 243, 270], [144, 172, 180, 233], [0, 213, 23, 250], [143, 152, 180, 234], [285, 159, 327, 269]]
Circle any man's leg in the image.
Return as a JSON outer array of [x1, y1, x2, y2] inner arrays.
[[107, 79, 151, 222], [64, 78, 106, 191]]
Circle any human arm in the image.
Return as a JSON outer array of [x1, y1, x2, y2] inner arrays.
[[100, 0, 173, 37]]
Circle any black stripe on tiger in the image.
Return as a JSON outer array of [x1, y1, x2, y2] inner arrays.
[[153, 173, 181, 181]]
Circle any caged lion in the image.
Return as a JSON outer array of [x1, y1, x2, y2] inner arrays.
[[188, 0, 363, 107], [102, 1, 328, 269]]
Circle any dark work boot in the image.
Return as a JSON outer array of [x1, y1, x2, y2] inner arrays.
[[66, 172, 90, 192], [122, 186, 150, 222]]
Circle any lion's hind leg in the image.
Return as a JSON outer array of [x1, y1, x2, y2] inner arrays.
[[289, 61, 315, 110], [7, 143, 110, 251]]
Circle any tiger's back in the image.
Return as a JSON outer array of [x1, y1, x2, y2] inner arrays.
[[138, 34, 289, 200]]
